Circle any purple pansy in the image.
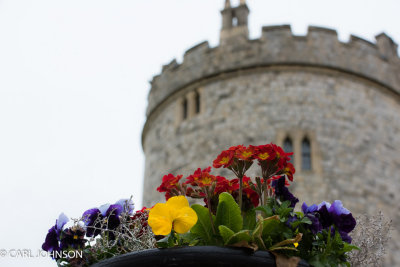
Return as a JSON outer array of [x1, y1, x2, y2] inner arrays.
[[338, 229, 352, 243], [302, 203, 323, 234], [301, 202, 318, 213], [317, 201, 333, 228], [301, 200, 356, 243], [82, 208, 103, 237], [42, 213, 69, 256], [328, 200, 356, 234], [271, 176, 299, 208], [60, 225, 86, 250], [82, 199, 133, 238], [115, 198, 135, 214]]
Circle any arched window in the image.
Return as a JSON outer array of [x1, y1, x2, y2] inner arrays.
[[283, 137, 293, 163], [195, 90, 201, 114], [182, 98, 188, 120], [301, 137, 311, 171], [232, 17, 238, 27]]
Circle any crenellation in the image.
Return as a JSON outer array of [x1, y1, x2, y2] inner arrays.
[[307, 25, 338, 37], [376, 33, 399, 59], [261, 25, 292, 40], [161, 59, 179, 72], [183, 41, 210, 61], [307, 26, 339, 51], [349, 34, 377, 53], [146, 25, 400, 117]]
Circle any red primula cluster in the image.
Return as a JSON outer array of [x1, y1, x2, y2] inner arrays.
[[255, 143, 294, 181], [213, 143, 294, 182], [157, 143, 295, 213], [185, 167, 216, 187], [213, 145, 256, 167]]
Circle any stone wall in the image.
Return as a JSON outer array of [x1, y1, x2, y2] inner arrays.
[[143, 68, 400, 265]]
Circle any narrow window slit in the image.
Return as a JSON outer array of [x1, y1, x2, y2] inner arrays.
[[195, 91, 201, 114], [182, 98, 188, 120], [301, 138, 312, 171], [283, 137, 293, 163]]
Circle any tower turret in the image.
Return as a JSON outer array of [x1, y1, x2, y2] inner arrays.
[[220, 0, 249, 45]]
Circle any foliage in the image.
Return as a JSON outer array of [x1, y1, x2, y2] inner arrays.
[[153, 143, 360, 266], [43, 143, 381, 267]]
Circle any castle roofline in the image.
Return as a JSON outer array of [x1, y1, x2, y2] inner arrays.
[[146, 25, 400, 119]]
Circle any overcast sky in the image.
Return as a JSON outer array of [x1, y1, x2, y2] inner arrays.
[[0, 0, 399, 266]]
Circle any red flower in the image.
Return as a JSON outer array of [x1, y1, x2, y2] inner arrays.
[[215, 176, 239, 195], [235, 145, 256, 161], [157, 174, 183, 192], [255, 144, 276, 161], [241, 176, 260, 207], [243, 187, 260, 207], [242, 176, 253, 188], [185, 167, 216, 187], [271, 144, 293, 170], [228, 145, 245, 151], [282, 162, 295, 182], [157, 174, 184, 200], [214, 145, 255, 179], [213, 150, 235, 168], [254, 143, 294, 179]]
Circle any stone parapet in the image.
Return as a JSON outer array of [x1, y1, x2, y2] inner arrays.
[[146, 25, 400, 118]]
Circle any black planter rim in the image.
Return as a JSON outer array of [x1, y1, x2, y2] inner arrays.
[[90, 245, 310, 267]]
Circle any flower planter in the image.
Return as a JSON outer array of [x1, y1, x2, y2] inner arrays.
[[90, 246, 310, 267]]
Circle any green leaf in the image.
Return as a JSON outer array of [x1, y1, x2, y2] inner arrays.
[[218, 225, 235, 244], [291, 216, 312, 228], [226, 230, 251, 245], [276, 201, 293, 221], [252, 216, 264, 239], [156, 234, 175, 248], [270, 233, 302, 250], [243, 209, 256, 230], [255, 205, 273, 217], [308, 255, 331, 267], [215, 192, 243, 233], [278, 200, 291, 210], [341, 243, 360, 253], [179, 232, 199, 246], [262, 216, 281, 236], [190, 204, 217, 244], [269, 246, 298, 251]]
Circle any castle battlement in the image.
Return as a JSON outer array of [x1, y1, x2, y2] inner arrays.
[[147, 25, 400, 117]]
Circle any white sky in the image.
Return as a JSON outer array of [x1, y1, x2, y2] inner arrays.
[[0, 0, 399, 266]]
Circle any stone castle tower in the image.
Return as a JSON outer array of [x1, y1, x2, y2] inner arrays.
[[142, 1, 400, 264]]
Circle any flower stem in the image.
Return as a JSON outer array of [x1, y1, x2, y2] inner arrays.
[[205, 188, 217, 235], [238, 175, 243, 215], [324, 227, 332, 259], [263, 179, 268, 206]]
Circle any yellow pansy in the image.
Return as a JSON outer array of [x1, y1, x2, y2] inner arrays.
[[148, 196, 198, 235]]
